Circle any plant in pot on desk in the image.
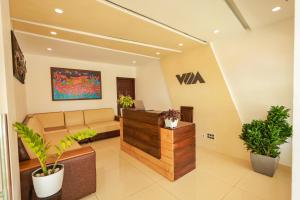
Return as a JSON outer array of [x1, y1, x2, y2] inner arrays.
[[13, 122, 96, 198], [161, 109, 181, 129], [118, 95, 134, 116], [239, 106, 292, 177]]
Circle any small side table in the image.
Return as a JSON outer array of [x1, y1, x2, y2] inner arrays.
[[32, 190, 62, 200]]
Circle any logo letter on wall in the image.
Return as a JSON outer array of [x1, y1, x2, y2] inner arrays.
[[176, 72, 205, 85]]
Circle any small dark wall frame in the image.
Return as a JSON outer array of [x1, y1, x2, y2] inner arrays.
[[50, 67, 102, 101], [11, 31, 26, 84]]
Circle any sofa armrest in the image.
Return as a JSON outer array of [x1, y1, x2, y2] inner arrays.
[[20, 146, 96, 200]]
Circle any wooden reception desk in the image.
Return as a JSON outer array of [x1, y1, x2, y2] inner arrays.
[[121, 109, 196, 181]]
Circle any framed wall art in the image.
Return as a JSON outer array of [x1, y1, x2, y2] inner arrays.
[[50, 67, 102, 101], [11, 31, 26, 84]]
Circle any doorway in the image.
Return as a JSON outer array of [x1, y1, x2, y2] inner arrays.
[[116, 77, 135, 116]]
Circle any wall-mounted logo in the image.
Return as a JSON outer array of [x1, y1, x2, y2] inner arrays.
[[176, 72, 205, 85]]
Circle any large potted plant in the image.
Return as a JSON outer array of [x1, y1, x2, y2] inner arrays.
[[161, 109, 181, 129], [13, 122, 96, 198], [118, 95, 134, 116], [239, 106, 292, 177]]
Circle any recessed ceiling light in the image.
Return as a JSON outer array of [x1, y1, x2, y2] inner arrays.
[[272, 6, 281, 12], [54, 8, 64, 14], [47, 48, 52, 51], [50, 31, 57, 35], [132, 60, 137, 64], [156, 52, 160, 55], [178, 43, 183, 47], [213, 29, 220, 34]]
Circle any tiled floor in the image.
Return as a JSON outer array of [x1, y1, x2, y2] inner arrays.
[[81, 137, 291, 200]]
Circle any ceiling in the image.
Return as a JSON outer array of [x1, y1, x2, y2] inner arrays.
[[10, 0, 294, 64], [15, 32, 155, 66], [10, 0, 204, 59], [109, 0, 294, 40]]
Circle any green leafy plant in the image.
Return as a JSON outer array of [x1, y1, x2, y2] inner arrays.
[[118, 95, 134, 108], [239, 106, 292, 158], [14, 122, 96, 176], [161, 109, 181, 122]]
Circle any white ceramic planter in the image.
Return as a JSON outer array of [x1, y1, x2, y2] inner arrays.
[[32, 164, 64, 198], [164, 118, 179, 129]]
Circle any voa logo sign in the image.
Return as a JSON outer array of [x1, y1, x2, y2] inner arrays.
[[176, 72, 205, 85]]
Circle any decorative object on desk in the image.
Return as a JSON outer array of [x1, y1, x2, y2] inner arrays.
[[161, 109, 181, 129], [51, 67, 101, 101], [239, 106, 292, 177], [118, 95, 134, 116], [13, 123, 96, 198], [11, 31, 27, 84]]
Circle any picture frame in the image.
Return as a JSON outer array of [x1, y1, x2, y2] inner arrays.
[[50, 67, 102, 101], [11, 31, 26, 84]]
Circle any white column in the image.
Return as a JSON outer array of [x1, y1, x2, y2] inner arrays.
[[292, 1, 300, 200], [0, 0, 21, 199]]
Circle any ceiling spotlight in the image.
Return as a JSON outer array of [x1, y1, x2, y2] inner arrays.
[[178, 43, 183, 47], [272, 6, 281, 12], [47, 48, 52, 51], [132, 60, 137, 64], [50, 31, 57, 35], [54, 8, 64, 14], [213, 29, 220, 34], [156, 52, 161, 55]]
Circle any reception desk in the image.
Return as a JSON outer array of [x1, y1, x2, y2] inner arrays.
[[121, 109, 196, 181]]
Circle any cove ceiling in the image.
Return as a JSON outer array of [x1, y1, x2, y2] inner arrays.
[[10, 0, 206, 59]]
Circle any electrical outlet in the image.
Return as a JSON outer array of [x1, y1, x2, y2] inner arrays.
[[207, 133, 215, 140]]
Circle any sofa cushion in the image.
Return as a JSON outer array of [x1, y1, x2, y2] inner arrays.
[[87, 121, 120, 134], [35, 112, 65, 129], [67, 125, 89, 134], [84, 109, 115, 124], [65, 111, 84, 127], [44, 128, 68, 135], [44, 131, 81, 155]]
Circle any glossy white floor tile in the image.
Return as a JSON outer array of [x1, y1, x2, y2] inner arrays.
[[81, 137, 291, 200]]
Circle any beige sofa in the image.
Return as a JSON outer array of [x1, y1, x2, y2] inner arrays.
[[19, 109, 121, 199], [23, 108, 120, 158]]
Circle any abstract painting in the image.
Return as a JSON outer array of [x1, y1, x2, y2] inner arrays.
[[11, 31, 26, 84], [51, 67, 102, 100]]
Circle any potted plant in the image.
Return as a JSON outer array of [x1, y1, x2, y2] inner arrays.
[[13, 122, 96, 198], [239, 106, 292, 177], [118, 95, 134, 116], [161, 109, 181, 129]]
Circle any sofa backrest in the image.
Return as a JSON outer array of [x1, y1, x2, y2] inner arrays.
[[35, 112, 65, 129], [65, 110, 84, 127], [22, 116, 45, 159], [84, 108, 115, 124], [27, 116, 44, 136]]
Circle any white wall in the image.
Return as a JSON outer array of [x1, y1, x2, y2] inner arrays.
[[0, 0, 21, 199], [212, 18, 294, 166], [292, 1, 299, 199], [14, 79, 27, 122], [25, 54, 136, 114], [136, 60, 172, 110]]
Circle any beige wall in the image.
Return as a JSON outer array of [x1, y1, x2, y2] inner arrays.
[[25, 54, 136, 114], [293, 0, 299, 198], [160, 46, 247, 160], [212, 18, 293, 166], [0, 0, 21, 199], [14, 79, 27, 122], [136, 60, 172, 110]]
